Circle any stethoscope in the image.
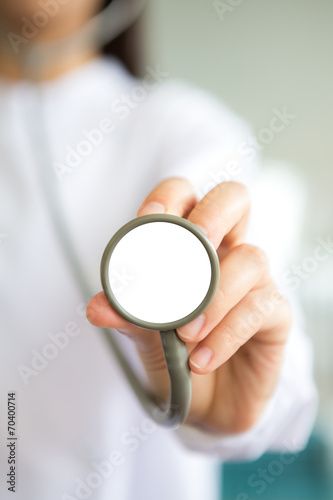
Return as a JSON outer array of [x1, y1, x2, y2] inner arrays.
[[101, 214, 219, 426], [12, 0, 220, 428]]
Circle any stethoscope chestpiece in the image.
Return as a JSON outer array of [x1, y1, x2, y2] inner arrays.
[[101, 214, 220, 427]]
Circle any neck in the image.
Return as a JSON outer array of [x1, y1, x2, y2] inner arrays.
[[0, 9, 101, 82], [0, 45, 99, 82]]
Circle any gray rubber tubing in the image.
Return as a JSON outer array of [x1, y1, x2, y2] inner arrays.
[[158, 329, 192, 426]]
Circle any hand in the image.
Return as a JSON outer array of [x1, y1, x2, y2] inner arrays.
[[86, 178, 291, 434]]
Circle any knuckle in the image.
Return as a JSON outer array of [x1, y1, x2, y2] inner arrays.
[[213, 285, 226, 309], [243, 290, 261, 311], [240, 293, 265, 332], [229, 181, 251, 206], [210, 181, 249, 202], [239, 243, 268, 269], [233, 180, 249, 196], [220, 322, 241, 347]]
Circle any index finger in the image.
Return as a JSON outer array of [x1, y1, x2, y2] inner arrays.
[[187, 181, 250, 249], [137, 177, 197, 218]]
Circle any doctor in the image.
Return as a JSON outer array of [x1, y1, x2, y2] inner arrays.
[[0, 0, 317, 499]]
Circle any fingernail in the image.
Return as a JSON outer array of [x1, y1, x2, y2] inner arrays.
[[190, 346, 213, 370], [139, 202, 165, 217], [178, 314, 205, 340]]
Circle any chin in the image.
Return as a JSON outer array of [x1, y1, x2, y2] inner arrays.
[[0, 0, 102, 32], [0, 0, 46, 26]]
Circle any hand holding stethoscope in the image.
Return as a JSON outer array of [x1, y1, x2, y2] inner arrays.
[[87, 177, 291, 434]]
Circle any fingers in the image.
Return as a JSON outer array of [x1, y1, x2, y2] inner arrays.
[[177, 243, 270, 342], [137, 179, 250, 251], [86, 292, 165, 353], [89, 179, 254, 363], [187, 181, 250, 249], [137, 177, 197, 218], [188, 287, 291, 374], [87, 292, 151, 336]]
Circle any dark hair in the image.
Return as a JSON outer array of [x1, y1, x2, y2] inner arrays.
[[101, 0, 143, 77]]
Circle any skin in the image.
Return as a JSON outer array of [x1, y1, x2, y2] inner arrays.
[[0, 0, 104, 80], [87, 179, 292, 434], [0, 0, 101, 37], [0, 0, 292, 435]]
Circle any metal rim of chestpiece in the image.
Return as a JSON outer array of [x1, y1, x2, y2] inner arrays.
[[100, 213, 220, 428]]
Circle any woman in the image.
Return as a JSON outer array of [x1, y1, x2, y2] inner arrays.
[[0, 1, 317, 499]]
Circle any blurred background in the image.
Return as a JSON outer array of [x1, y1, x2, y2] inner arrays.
[[142, 0, 333, 498], [1, 0, 331, 497]]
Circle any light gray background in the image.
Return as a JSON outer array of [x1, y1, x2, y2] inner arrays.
[[144, 0, 332, 185]]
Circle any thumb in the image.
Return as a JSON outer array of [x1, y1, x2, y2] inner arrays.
[[86, 292, 170, 400]]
